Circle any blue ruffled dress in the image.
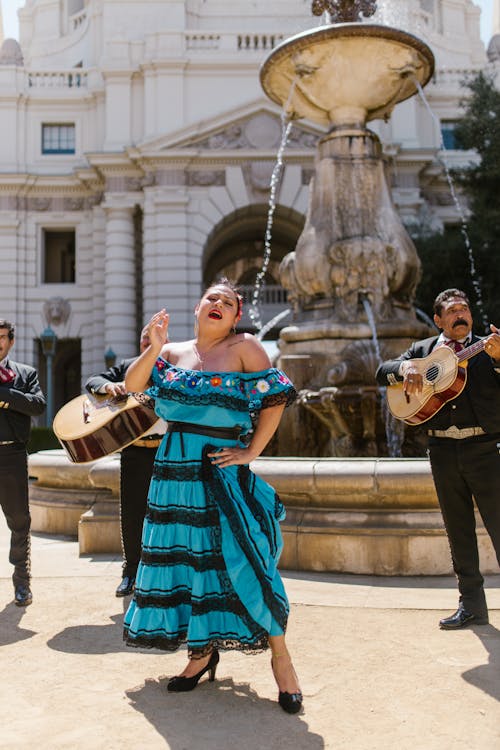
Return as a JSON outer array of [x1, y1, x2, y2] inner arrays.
[[123, 358, 296, 656]]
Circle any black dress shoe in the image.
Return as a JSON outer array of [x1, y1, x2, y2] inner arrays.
[[14, 585, 33, 607], [115, 576, 135, 597], [439, 605, 489, 630]]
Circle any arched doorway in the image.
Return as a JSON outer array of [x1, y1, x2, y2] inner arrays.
[[203, 204, 304, 337]]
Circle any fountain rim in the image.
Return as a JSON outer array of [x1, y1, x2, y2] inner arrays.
[[260, 22, 435, 113]]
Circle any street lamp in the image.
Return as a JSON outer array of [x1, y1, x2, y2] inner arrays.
[[40, 325, 57, 426]]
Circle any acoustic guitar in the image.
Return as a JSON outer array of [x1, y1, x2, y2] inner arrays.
[[386, 339, 486, 425], [53, 392, 160, 463]]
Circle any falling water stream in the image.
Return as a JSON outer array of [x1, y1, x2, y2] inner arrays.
[[256, 308, 291, 341], [414, 78, 489, 332], [415, 306, 437, 331], [248, 83, 296, 331], [362, 295, 405, 457]]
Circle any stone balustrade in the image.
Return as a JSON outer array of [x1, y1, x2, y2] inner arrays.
[[184, 31, 284, 53], [27, 70, 88, 89], [70, 8, 88, 32]]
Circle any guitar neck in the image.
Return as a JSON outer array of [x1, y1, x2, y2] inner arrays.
[[456, 339, 485, 363]]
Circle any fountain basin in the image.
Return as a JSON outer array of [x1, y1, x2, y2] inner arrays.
[[255, 457, 498, 575], [28, 451, 497, 576], [260, 23, 434, 127], [29, 450, 121, 554]]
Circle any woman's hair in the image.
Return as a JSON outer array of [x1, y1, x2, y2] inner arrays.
[[205, 277, 243, 318]]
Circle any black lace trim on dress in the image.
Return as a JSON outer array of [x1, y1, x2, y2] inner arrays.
[[259, 388, 297, 409], [132, 392, 156, 409], [140, 549, 226, 571], [157, 386, 249, 412], [152, 463, 203, 482], [202, 446, 288, 632], [133, 589, 247, 615], [123, 628, 269, 656], [146, 506, 219, 527]]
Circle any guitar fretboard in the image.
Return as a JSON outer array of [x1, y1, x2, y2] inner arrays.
[[456, 339, 486, 363]]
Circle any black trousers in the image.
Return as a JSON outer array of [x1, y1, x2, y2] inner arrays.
[[119, 444, 156, 578], [0, 443, 30, 587], [429, 435, 500, 616]]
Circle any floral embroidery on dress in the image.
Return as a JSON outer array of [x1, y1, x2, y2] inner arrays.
[[150, 358, 297, 411], [256, 380, 270, 393]]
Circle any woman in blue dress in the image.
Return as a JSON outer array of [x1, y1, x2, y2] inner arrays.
[[123, 279, 302, 714]]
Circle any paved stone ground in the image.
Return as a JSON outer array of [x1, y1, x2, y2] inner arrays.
[[0, 514, 499, 750]]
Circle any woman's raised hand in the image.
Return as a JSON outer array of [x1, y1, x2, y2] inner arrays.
[[148, 310, 169, 350]]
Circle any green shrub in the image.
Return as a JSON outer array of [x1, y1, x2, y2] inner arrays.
[[27, 427, 61, 454]]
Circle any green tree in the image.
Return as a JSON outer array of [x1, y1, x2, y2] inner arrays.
[[414, 71, 500, 328]]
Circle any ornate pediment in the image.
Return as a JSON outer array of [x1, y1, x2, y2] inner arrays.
[[146, 108, 323, 153], [186, 112, 321, 151]]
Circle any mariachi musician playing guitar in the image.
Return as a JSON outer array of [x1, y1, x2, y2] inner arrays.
[[376, 288, 500, 630]]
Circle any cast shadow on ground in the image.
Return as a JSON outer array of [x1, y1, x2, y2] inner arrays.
[[47, 602, 155, 655], [126, 675, 324, 750], [462, 624, 500, 702], [0, 602, 37, 646]]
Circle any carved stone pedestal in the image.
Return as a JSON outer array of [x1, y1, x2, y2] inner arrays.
[[29, 450, 121, 554], [79, 455, 121, 554]]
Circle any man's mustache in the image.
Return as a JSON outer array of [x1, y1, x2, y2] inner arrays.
[[453, 318, 469, 327]]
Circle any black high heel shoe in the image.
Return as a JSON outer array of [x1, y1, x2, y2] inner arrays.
[[278, 690, 303, 714], [272, 656, 303, 714], [167, 650, 219, 692]]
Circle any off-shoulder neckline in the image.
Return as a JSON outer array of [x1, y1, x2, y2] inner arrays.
[[156, 356, 279, 378]]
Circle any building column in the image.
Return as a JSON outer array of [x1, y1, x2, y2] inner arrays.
[[0, 212, 20, 320], [142, 185, 197, 341], [103, 198, 137, 360]]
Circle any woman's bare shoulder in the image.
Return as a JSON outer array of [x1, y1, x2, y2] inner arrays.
[[160, 341, 192, 359], [230, 333, 271, 372]]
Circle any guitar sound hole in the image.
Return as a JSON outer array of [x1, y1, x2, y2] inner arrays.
[[425, 364, 440, 383]]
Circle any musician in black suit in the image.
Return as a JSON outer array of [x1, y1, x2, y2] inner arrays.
[[0, 319, 46, 606], [376, 289, 500, 629], [85, 327, 166, 597]]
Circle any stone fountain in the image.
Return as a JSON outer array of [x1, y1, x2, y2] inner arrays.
[[27, 1, 498, 576], [251, 0, 495, 572], [261, 0, 434, 457]]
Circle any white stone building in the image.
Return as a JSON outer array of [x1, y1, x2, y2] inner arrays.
[[0, 0, 496, 419]]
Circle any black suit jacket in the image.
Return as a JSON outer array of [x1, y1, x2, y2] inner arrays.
[[376, 334, 500, 433], [85, 358, 163, 449], [85, 358, 136, 395], [0, 359, 46, 443]]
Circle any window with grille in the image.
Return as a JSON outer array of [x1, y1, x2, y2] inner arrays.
[[42, 124, 76, 155], [440, 121, 463, 150]]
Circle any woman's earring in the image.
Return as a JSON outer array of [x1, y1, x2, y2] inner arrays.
[[194, 316, 199, 336]]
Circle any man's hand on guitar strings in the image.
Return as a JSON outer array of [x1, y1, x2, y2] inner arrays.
[[400, 361, 424, 399], [485, 324, 500, 361], [104, 382, 127, 398]]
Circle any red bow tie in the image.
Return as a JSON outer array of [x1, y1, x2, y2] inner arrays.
[[445, 340, 464, 353], [0, 365, 15, 384]]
